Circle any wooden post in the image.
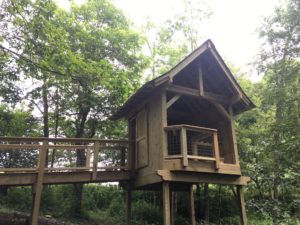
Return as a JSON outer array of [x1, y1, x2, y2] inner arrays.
[[236, 185, 248, 225], [121, 146, 126, 169], [163, 182, 171, 225], [189, 185, 196, 225], [31, 140, 48, 225], [92, 141, 100, 180], [181, 127, 188, 167], [213, 132, 220, 170], [125, 188, 132, 225], [85, 146, 91, 169], [204, 183, 209, 224]]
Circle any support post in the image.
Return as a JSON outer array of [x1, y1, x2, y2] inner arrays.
[[189, 185, 196, 225], [163, 182, 171, 225], [236, 185, 248, 225], [204, 183, 209, 223], [125, 188, 132, 225], [31, 140, 48, 225], [213, 132, 220, 170]]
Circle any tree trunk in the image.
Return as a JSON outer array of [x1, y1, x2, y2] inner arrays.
[[204, 183, 209, 223]]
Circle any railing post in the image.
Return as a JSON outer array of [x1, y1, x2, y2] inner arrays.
[[121, 146, 126, 169], [85, 146, 91, 169], [213, 132, 220, 170], [92, 141, 100, 180], [31, 140, 48, 225], [181, 127, 188, 167]]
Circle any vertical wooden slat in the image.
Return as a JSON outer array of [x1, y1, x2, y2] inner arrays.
[[31, 140, 48, 225], [163, 182, 171, 225], [213, 132, 220, 170], [237, 185, 248, 225], [181, 127, 188, 167], [92, 141, 100, 180], [189, 185, 196, 225], [85, 146, 91, 169], [125, 188, 132, 225]]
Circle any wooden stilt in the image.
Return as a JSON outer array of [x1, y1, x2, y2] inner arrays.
[[163, 182, 171, 225], [189, 185, 196, 225], [236, 185, 247, 225], [31, 141, 48, 225], [204, 183, 209, 223], [125, 188, 132, 225], [170, 191, 174, 225]]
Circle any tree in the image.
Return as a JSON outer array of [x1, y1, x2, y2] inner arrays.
[[236, 0, 300, 222]]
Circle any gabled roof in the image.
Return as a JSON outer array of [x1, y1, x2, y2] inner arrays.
[[111, 39, 255, 120]]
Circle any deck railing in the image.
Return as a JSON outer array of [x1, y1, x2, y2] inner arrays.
[[0, 137, 130, 176], [165, 125, 220, 169]]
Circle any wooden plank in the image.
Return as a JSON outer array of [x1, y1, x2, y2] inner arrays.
[[180, 127, 188, 167], [213, 132, 220, 170], [166, 94, 181, 109], [158, 170, 250, 185], [189, 185, 196, 225], [0, 144, 40, 149], [0, 171, 131, 186], [93, 141, 100, 180], [187, 155, 216, 161], [31, 140, 47, 225], [0, 136, 131, 144], [163, 182, 171, 225], [236, 185, 248, 225]]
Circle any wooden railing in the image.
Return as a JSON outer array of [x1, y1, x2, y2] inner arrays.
[[165, 125, 220, 169], [0, 137, 130, 175]]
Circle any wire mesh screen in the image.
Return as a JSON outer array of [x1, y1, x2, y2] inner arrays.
[[187, 130, 214, 157], [167, 129, 181, 155]]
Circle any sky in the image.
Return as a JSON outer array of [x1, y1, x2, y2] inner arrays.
[[56, 0, 282, 80]]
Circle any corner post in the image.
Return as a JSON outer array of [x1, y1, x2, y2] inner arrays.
[[189, 185, 196, 225], [31, 140, 48, 225], [181, 127, 188, 167], [93, 141, 100, 180], [163, 182, 171, 225], [236, 185, 247, 225], [125, 187, 132, 225]]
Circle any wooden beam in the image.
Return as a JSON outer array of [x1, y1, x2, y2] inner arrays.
[[163, 182, 171, 225], [166, 94, 181, 109], [236, 185, 248, 225], [31, 141, 47, 225], [210, 102, 231, 121], [198, 65, 204, 96], [189, 185, 196, 225], [167, 84, 234, 105], [229, 106, 240, 165]]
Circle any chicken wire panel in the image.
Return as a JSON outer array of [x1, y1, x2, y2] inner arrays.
[[96, 144, 128, 170], [47, 146, 90, 169], [186, 130, 214, 157], [167, 129, 181, 155]]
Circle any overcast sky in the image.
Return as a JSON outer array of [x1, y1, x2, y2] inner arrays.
[[56, 0, 282, 80]]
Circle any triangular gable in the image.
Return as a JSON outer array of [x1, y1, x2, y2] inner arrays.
[[111, 39, 254, 120]]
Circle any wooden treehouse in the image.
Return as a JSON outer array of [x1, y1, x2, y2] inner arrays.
[[0, 40, 254, 225], [112, 39, 255, 224]]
